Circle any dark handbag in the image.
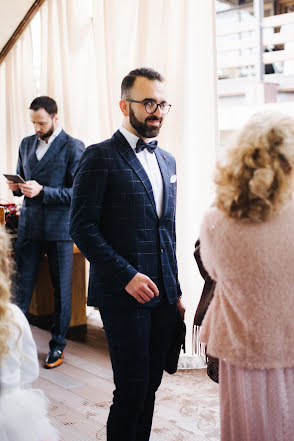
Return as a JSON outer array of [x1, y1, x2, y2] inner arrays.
[[193, 239, 219, 384], [164, 310, 186, 375], [206, 355, 219, 384]]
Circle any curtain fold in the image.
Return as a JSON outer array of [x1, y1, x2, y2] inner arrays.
[[40, 0, 107, 143], [0, 27, 36, 203]]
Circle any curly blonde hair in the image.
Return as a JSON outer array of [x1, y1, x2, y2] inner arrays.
[[0, 226, 19, 361], [215, 111, 294, 223]]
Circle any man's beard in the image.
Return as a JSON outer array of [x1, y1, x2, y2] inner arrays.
[[37, 123, 54, 140], [129, 105, 162, 138]]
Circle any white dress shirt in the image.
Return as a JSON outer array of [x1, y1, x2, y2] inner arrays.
[[119, 126, 164, 218], [36, 125, 63, 161]]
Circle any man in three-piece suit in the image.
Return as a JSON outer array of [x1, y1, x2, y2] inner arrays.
[[7, 96, 84, 368], [70, 68, 185, 440]]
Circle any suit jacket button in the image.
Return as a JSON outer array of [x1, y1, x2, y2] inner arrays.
[[160, 248, 164, 254]]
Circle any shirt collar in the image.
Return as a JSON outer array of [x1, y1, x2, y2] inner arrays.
[[38, 125, 62, 145], [119, 126, 140, 151]]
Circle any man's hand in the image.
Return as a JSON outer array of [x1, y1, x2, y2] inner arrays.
[[7, 180, 19, 192], [125, 273, 159, 304], [177, 297, 185, 320], [18, 180, 43, 198]]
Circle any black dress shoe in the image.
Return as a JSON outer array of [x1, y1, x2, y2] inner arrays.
[[44, 349, 64, 369]]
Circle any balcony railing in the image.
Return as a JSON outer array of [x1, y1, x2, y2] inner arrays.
[[217, 11, 294, 90]]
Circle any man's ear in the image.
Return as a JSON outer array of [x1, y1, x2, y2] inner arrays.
[[119, 99, 129, 116], [53, 113, 59, 127]]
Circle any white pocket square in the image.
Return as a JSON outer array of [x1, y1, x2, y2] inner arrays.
[[170, 175, 177, 183]]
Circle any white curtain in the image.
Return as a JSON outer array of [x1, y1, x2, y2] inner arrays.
[[0, 27, 36, 203], [39, 0, 109, 143], [1, 0, 218, 355]]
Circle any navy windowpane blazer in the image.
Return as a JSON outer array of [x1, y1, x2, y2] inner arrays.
[[14, 130, 85, 241], [70, 130, 181, 308]]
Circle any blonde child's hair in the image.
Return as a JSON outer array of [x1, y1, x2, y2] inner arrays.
[[0, 226, 20, 361]]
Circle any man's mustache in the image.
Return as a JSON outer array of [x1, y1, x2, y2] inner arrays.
[[146, 116, 162, 122]]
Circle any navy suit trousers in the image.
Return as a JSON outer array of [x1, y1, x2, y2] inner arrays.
[[100, 296, 177, 441], [14, 238, 73, 351]]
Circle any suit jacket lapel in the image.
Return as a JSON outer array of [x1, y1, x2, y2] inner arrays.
[[31, 130, 67, 177], [113, 131, 157, 215], [155, 149, 170, 219], [27, 136, 39, 180]]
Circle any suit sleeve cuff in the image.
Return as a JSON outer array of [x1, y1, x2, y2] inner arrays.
[[116, 265, 138, 289], [13, 189, 22, 197], [39, 187, 44, 201], [41, 185, 48, 203]]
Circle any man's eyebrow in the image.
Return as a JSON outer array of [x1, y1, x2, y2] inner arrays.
[[142, 98, 167, 103]]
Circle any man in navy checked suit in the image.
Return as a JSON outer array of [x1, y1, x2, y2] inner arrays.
[[70, 68, 185, 441], [7, 96, 84, 368]]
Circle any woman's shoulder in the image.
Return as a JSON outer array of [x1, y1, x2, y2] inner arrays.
[[200, 206, 243, 253], [201, 206, 227, 232], [202, 205, 221, 220], [200, 207, 224, 248]]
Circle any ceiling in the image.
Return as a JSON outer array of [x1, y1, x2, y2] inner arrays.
[[0, 0, 36, 52]]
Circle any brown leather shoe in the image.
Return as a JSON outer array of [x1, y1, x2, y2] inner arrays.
[[44, 349, 64, 369]]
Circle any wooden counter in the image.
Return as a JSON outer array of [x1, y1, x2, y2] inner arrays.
[[28, 244, 87, 339], [0, 207, 5, 226]]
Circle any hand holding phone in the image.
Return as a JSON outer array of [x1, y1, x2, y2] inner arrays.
[[4, 174, 26, 183], [4, 174, 26, 192]]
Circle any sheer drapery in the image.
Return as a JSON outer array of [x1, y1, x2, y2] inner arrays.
[[39, 0, 109, 143], [0, 28, 36, 202], [1, 0, 218, 354]]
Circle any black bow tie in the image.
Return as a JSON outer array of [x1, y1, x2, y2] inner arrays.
[[135, 139, 158, 154]]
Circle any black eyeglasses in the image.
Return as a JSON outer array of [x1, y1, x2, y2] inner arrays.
[[126, 99, 172, 115]]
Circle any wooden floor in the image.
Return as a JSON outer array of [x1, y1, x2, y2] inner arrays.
[[32, 313, 220, 441]]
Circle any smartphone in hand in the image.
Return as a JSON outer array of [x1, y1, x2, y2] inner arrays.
[[3, 174, 26, 183]]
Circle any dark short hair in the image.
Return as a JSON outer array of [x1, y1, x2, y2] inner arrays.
[[121, 67, 164, 99], [29, 96, 58, 115]]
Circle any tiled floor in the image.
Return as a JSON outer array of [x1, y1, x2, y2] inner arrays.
[[32, 315, 220, 441]]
